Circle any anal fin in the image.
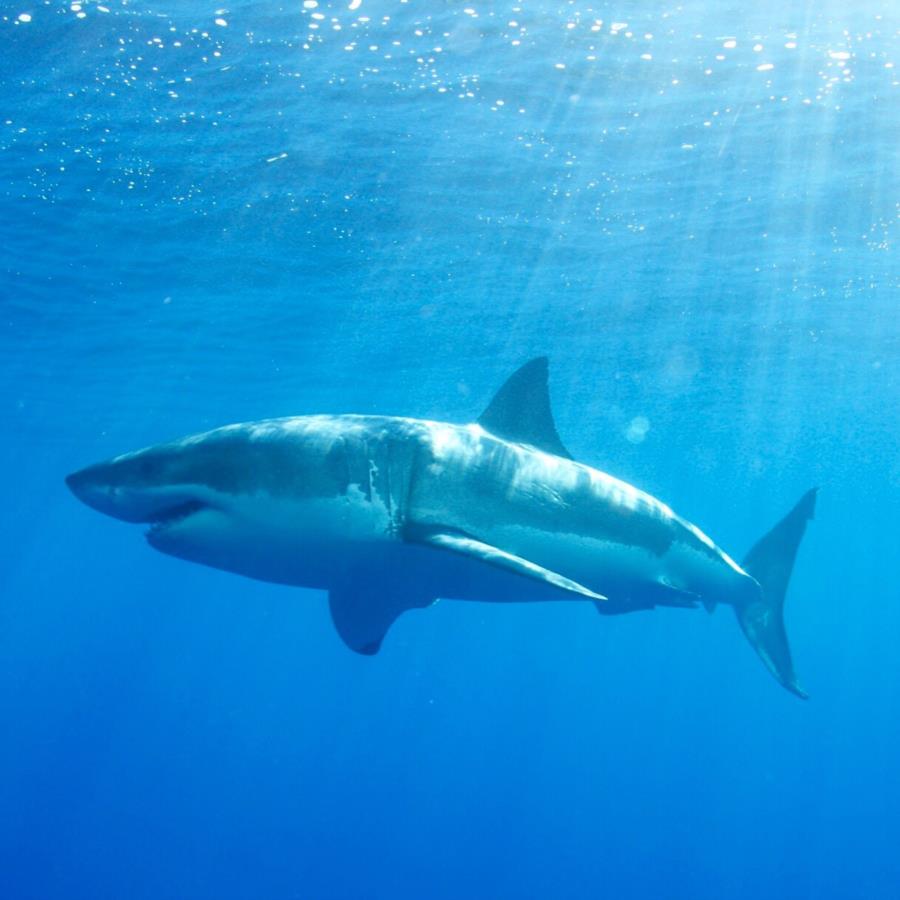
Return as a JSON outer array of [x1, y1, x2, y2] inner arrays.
[[656, 577, 701, 609]]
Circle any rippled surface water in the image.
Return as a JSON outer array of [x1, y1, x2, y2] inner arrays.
[[1, 2, 898, 898]]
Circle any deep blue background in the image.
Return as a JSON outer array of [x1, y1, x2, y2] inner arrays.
[[1, 1, 897, 897]]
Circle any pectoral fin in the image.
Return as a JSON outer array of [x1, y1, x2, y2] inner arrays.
[[328, 584, 433, 655], [410, 528, 607, 602]]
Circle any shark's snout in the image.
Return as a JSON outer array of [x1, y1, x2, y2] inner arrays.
[[65, 466, 99, 497], [65, 459, 208, 526], [65, 464, 133, 519], [64, 468, 83, 494]]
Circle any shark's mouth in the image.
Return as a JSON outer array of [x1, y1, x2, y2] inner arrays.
[[145, 499, 209, 535]]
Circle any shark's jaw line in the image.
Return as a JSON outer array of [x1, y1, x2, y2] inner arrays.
[[65, 357, 816, 698], [144, 498, 211, 537]]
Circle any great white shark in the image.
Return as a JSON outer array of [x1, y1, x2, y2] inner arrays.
[[66, 358, 815, 697]]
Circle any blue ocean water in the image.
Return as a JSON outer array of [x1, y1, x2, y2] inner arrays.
[[1, 0, 898, 897]]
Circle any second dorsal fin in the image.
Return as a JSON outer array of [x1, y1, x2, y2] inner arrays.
[[477, 357, 573, 459]]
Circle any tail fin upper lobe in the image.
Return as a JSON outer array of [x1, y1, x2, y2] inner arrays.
[[737, 489, 817, 699]]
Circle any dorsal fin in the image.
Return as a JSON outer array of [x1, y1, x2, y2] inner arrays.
[[477, 357, 573, 459]]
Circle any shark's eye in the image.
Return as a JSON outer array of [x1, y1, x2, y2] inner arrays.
[[138, 457, 158, 478]]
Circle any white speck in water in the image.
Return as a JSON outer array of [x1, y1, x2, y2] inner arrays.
[[17, 12, 32, 22], [349, 0, 361, 9], [266, 152, 288, 163], [757, 63, 774, 71], [555, 62, 565, 69], [723, 39, 736, 49], [625, 417, 650, 444], [829, 50, 851, 60], [215, 17, 228, 27], [753, 43, 763, 52], [304, 0, 318, 7]]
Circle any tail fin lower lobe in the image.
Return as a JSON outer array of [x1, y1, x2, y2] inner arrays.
[[736, 489, 817, 699]]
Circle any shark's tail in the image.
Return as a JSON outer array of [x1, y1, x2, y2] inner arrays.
[[736, 488, 817, 699]]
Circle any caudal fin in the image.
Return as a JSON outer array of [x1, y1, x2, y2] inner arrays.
[[736, 489, 817, 699]]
